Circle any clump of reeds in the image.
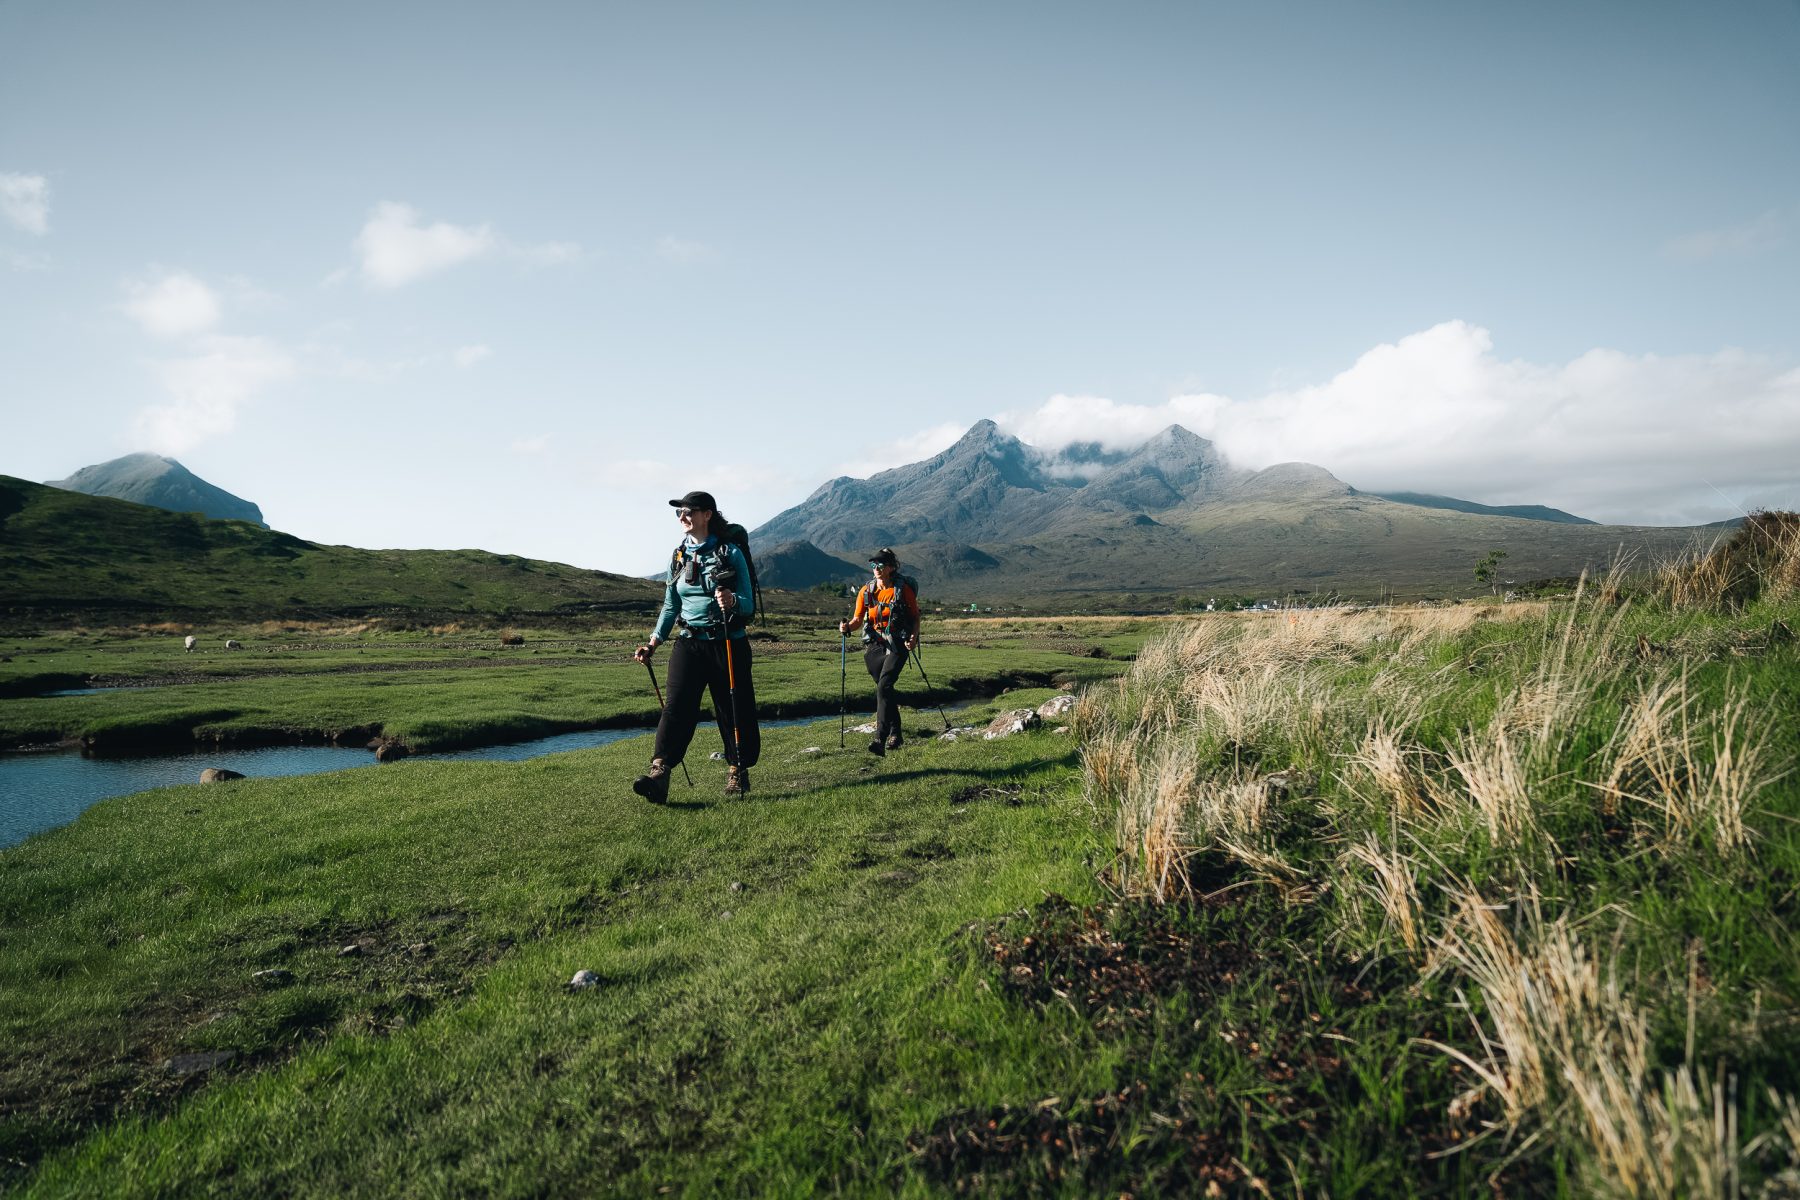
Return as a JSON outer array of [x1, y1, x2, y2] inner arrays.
[[1594, 672, 1778, 856], [1423, 889, 1793, 1199], [1655, 511, 1800, 611]]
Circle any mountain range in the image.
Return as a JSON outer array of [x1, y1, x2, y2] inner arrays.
[[751, 421, 1718, 600]]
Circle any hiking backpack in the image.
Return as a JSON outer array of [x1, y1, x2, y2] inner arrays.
[[861, 573, 920, 648], [670, 524, 762, 625]]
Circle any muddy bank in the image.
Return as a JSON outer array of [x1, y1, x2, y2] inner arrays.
[[13, 673, 1061, 759]]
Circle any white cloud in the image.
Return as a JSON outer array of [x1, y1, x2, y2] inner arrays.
[[656, 235, 709, 263], [454, 344, 493, 369], [0, 173, 49, 235], [1664, 209, 1788, 260], [354, 201, 494, 288], [122, 271, 222, 338], [134, 335, 295, 453], [511, 435, 550, 455], [990, 321, 1800, 526], [831, 422, 967, 480]]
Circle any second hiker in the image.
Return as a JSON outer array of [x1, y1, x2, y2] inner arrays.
[[632, 490, 760, 801], [838, 547, 921, 757]]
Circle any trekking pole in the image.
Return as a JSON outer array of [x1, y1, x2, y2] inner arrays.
[[909, 642, 954, 733], [718, 601, 743, 769], [642, 657, 693, 787], [839, 629, 847, 749]]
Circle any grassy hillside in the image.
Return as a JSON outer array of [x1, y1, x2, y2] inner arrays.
[[0, 476, 662, 623]]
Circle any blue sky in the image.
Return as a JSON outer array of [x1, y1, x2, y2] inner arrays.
[[3, 1, 1797, 574]]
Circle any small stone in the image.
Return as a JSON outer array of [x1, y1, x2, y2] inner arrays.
[[252, 968, 293, 986], [729, 881, 744, 893], [569, 969, 601, 989], [709, 751, 727, 760], [983, 709, 1042, 740], [720, 910, 734, 921], [199, 768, 245, 783], [800, 746, 822, 754], [164, 1050, 236, 1076], [851, 722, 877, 734], [337, 943, 363, 957], [406, 942, 432, 957]]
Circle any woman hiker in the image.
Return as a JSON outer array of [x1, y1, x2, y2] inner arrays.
[[632, 491, 760, 802], [838, 547, 921, 757]]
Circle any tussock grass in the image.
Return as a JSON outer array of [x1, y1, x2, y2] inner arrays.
[[1078, 533, 1800, 1192]]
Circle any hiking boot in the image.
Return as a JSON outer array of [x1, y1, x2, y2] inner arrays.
[[724, 766, 750, 796], [867, 739, 885, 757], [885, 734, 903, 751], [632, 760, 671, 805]]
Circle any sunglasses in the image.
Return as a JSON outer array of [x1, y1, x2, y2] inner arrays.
[[675, 507, 706, 518]]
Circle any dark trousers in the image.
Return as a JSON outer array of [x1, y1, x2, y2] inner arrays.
[[864, 642, 909, 742], [654, 636, 759, 768]]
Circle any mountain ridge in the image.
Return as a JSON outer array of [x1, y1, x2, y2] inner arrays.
[[749, 421, 1724, 600]]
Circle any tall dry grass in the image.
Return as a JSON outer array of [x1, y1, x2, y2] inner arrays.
[[1423, 889, 1794, 1199], [1655, 511, 1800, 611]]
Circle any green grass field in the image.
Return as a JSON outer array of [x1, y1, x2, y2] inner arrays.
[[5, 519, 1800, 1196], [0, 616, 1136, 754]]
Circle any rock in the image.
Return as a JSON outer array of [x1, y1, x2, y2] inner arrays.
[[337, 943, 363, 958], [937, 726, 979, 742], [851, 722, 878, 734], [225, 639, 242, 650], [199, 768, 245, 783], [374, 740, 410, 762], [729, 881, 744, 893], [164, 1050, 236, 1076], [252, 968, 293, 986], [500, 633, 525, 646], [569, 969, 601, 989], [983, 709, 1042, 740], [800, 746, 822, 754], [720, 910, 734, 921], [710, 751, 727, 760], [1036, 694, 1078, 720]]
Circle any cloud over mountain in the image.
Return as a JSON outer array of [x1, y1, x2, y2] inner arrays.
[[990, 322, 1800, 526]]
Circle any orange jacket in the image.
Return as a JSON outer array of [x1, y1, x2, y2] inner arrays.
[[847, 578, 920, 638]]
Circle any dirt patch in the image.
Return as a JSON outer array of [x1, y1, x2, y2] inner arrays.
[[908, 1082, 1243, 1195], [906, 890, 1537, 1196]]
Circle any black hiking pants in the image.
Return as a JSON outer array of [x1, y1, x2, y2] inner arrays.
[[863, 642, 909, 744], [654, 635, 759, 768]]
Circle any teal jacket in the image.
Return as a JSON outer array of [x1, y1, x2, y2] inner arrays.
[[652, 535, 754, 642]]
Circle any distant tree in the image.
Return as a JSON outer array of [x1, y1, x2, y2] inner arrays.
[[1474, 549, 1509, 594]]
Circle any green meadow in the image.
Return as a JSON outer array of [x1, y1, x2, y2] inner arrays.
[[5, 517, 1800, 1196], [0, 616, 1138, 754]]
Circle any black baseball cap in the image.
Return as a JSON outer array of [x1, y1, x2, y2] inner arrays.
[[668, 490, 716, 511], [869, 547, 898, 567]]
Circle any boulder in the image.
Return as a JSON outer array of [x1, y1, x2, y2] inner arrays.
[[199, 768, 245, 783], [983, 709, 1042, 740], [1036, 694, 1079, 720], [374, 740, 411, 762], [569, 969, 601, 989]]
